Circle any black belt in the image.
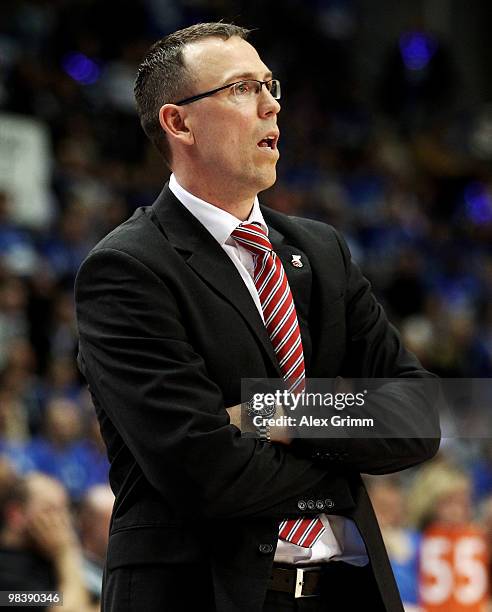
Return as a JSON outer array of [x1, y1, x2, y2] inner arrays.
[[268, 565, 324, 598]]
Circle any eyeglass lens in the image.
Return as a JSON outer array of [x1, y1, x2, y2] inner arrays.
[[255, 80, 280, 99]]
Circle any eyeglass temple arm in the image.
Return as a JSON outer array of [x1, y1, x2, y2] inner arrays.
[[175, 79, 277, 106], [175, 83, 231, 106]]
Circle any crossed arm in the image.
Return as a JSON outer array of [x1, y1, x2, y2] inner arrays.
[[75, 241, 439, 520]]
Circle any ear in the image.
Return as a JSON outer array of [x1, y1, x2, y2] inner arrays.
[[158, 104, 194, 147]]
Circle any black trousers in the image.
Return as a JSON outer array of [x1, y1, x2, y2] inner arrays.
[[103, 561, 386, 611], [103, 563, 215, 611]]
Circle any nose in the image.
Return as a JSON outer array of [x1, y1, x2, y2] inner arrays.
[[258, 86, 281, 118]]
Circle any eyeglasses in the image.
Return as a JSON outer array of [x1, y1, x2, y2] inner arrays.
[[175, 79, 281, 106]]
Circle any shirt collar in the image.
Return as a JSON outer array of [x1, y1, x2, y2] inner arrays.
[[169, 173, 268, 246]]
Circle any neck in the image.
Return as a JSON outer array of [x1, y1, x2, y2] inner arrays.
[[173, 170, 255, 222]]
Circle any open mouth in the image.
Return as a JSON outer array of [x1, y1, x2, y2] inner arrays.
[[257, 135, 278, 150]]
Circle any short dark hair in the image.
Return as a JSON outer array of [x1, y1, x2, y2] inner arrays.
[[134, 22, 251, 167]]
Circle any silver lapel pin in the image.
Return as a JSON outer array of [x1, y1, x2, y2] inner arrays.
[[291, 254, 303, 268]]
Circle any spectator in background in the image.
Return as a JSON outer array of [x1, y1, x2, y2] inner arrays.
[[400, 315, 436, 371], [28, 398, 90, 501], [472, 442, 492, 503], [50, 289, 79, 362], [367, 475, 421, 612], [46, 356, 81, 403], [0, 191, 38, 277], [408, 459, 473, 530], [0, 458, 15, 496], [1, 338, 44, 434], [0, 386, 34, 473], [41, 201, 93, 285], [0, 274, 29, 370], [78, 484, 114, 608], [0, 373, 29, 442], [0, 472, 90, 611], [76, 402, 110, 491], [479, 495, 492, 582]]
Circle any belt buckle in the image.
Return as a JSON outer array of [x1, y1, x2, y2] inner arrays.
[[294, 567, 320, 598]]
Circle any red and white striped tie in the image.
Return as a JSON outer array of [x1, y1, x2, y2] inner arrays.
[[231, 222, 325, 548]]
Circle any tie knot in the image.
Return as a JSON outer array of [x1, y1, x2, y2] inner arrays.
[[231, 222, 272, 256]]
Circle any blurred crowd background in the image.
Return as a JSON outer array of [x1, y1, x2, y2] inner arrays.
[[0, 0, 492, 609]]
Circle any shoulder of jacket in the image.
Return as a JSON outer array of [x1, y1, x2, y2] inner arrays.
[[88, 206, 172, 259]]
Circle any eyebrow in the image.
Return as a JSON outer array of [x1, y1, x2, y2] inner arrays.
[[222, 70, 273, 84]]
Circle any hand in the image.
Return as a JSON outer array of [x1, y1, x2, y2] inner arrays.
[[226, 404, 244, 430], [26, 506, 78, 561], [27, 507, 92, 612]]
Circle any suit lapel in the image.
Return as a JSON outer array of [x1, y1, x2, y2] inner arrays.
[[151, 185, 283, 376]]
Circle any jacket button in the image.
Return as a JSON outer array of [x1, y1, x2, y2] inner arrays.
[[316, 500, 325, 510], [307, 500, 315, 510], [259, 543, 274, 554], [325, 498, 335, 509], [298, 500, 307, 510]]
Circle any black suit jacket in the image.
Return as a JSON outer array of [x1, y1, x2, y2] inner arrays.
[[75, 184, 440, 611]]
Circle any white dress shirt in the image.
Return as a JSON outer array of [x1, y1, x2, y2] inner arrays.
[[169, 173, 368, 566]]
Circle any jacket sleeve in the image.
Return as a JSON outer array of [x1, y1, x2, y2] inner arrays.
[[75, 247, 354, 521], [298, 229, 441, 474]]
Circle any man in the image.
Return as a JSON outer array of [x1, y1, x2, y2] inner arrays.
[[0, 472, 90, 611], [75, 22, 440, 611]]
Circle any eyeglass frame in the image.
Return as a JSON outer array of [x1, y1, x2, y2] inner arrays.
[[174, 78, 281, 106]]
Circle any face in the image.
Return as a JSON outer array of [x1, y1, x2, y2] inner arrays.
[[434, 486, 472, 525], [45, 400, 81, 444], [178, 36, 281, 201], [17, 475, 69, 545], [370, 484, 404, 528]]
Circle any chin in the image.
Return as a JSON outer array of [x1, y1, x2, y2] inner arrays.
[[257, 168, 277, 192]]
